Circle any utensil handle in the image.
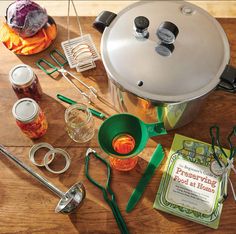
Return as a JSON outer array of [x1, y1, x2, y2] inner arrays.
[[50, 49, 68, 67], [0, 145, 64, 198], [111, 202, 129, 234], [57, 94, 77, 105], [36, 59, 58, 76], [57, 94, 106, 119], [93, 11, 117, 33], [145, 122, 167, 138], [219, 65, 236, 93], [107, 201, 128, 234]]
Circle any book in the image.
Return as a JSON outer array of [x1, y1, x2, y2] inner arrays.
[[153, 134, 230, 229]]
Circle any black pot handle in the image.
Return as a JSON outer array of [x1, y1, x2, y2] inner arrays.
[[93, 11, 117, 33], [218, 65, 236, 93]]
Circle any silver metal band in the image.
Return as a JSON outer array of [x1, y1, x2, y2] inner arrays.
[[44, 148, 71, 174], [29, 143, 55, 167]]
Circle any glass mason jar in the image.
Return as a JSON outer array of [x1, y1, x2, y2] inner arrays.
[[109, 133, 138, 171], [9, 64, 43, 102], [12, 98, 48, 139], [65, 103, 95, 143], [109, 156, 139, 171]]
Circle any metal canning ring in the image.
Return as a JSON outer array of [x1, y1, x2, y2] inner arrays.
[[29, 143, 55, 167], [44, 148, 71, 174]]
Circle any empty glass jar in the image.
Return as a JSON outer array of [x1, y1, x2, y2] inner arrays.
[[65, 103, 95, 143]]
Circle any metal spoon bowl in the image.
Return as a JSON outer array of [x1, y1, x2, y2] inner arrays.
[[55, 182, 86, 214]]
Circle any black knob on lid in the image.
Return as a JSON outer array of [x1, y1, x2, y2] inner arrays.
[[157, 21, 179, 44], [134, 16, 150, 33], [156, 42, 175, 57]]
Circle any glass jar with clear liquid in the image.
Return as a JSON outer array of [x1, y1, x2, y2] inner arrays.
[[65, 103, 95, 143]]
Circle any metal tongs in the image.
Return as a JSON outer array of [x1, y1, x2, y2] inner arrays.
[[36, 49, 119, 112], [210, 125, 236, 202], [85, 148, 129, 234]]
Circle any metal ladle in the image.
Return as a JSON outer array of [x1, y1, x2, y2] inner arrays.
[[0, 145, 86, 214]]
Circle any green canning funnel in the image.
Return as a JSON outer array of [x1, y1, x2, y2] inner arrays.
[[98, 113, 167, 158]]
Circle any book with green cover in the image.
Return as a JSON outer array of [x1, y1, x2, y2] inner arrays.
[[153, 134, 230, 229]]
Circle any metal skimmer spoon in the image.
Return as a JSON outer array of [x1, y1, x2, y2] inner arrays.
[[0, 145, 86, 214]]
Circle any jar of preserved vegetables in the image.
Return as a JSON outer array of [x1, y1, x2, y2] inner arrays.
[[12, 98, 48, 139], [9, 64, 43, 102]]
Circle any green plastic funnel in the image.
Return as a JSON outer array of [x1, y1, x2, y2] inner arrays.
[[98, 113, 167, 158]]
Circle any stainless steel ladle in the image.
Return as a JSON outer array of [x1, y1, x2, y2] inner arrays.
[[0, 145, 86, 214]]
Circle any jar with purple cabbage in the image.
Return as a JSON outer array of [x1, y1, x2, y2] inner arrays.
[[9, 64, 43, 102]]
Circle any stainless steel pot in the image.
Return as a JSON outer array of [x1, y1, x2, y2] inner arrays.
[[94, 1, 236, 130]]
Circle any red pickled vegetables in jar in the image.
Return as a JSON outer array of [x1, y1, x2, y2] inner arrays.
[[12, 98, 48, 139], [110, 133, 138, 171], [112, 134, 135, 155], [109, 156, 138, 171]]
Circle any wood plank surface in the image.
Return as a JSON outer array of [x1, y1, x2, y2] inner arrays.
[[0, 17, 236, 234]]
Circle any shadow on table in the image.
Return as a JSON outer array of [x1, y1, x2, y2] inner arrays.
[[69, 197, 119, 234], [32, 93, 75, 148], [0, 147, 61, 198], [154, 209, 205, 231], [81, 60, 109, 96]]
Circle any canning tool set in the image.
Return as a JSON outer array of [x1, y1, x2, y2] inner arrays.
[[210, 125, 236, 202], [1, 0, 236, 232], [0, 145, 85, 214]]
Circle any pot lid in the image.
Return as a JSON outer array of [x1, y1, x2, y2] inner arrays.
[[101, 1, 230, 103]]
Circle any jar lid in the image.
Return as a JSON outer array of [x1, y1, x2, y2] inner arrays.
[[101, 1, 230, 103], [12, 98, 39, 123], [9, 64, 34, 87]]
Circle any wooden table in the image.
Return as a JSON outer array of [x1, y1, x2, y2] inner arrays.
[[0, 17, 236, 234]]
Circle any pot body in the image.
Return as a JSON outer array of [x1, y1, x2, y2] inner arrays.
[[109, 77, 205, 130], [94, 1, 233, 130]]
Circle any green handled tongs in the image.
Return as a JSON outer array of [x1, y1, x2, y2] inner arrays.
[[126, 144, 165, 212], [85, 148, 129, 234], [57, 94, 106, 120], [210, 125, 236, 201]]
